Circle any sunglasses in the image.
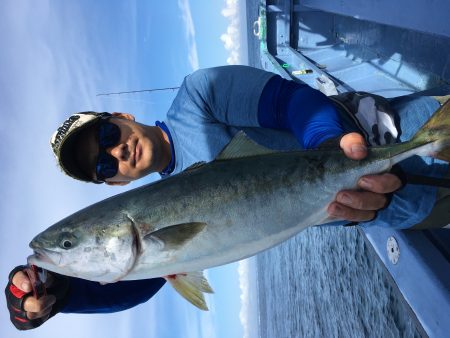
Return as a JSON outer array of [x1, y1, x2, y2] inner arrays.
[[95, 120, 121, 182]]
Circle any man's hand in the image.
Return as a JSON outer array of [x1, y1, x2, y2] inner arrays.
[[327, 132, 402, 222], [5, 265, 68, 330]]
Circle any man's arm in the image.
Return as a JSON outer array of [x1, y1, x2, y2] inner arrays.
[[7, 267, 165, 330], [184, 65, 343, 147], [61, 276, 165, 314], [183, 66, 401, 222]]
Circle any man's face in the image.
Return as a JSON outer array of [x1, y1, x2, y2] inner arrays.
[[76, 114, 162, 184]]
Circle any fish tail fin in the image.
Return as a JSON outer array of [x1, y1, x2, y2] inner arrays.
[[411, 100, 450, 162], [164, 271, 214, 311]]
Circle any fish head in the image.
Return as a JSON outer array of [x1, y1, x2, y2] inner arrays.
[[28, 209, 138, 283]]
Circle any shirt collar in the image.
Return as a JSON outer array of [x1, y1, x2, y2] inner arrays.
[[155, 121, 175, 176]]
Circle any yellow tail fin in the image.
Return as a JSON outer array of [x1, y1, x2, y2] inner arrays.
[[412, 99, 450, 162]]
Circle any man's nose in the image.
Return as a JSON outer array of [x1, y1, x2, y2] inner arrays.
[[107, 143, 128, 161]]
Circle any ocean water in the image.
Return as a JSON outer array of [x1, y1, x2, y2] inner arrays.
[[255, 227, 420, 338], [244, 1, 422, 337]]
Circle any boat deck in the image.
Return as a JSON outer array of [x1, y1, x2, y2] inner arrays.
[[253, 0, 450, 336], [260, 0, 449, 95]]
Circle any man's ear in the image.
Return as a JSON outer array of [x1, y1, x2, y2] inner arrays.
[[111, 112, 135, 121], [105, 181, 130, 186]]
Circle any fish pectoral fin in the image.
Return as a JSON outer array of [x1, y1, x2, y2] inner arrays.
[[144, 222, 207, 250], [164, 271, 214, 311]]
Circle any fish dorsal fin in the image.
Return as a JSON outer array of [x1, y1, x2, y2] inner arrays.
[[144, 222, 207, 250], [164, 271, 214, 311], [185, 162, 207, 171], [216, 131, 276, 160]]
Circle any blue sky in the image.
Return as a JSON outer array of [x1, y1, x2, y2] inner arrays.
[[0, 1, 253, 337]]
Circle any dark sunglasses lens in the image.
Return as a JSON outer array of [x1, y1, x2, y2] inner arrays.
[[98, 122, 120, 148], [96, 153, 118, 180]]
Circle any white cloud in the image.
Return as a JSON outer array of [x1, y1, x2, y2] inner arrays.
[[0, 2, 140, 337], [0, 1, 136, 227], [220, 0, 246, 65], [178, 0, 199, 71], [0, 1, 235, 337]]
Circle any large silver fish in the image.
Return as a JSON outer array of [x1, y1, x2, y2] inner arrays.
[[28, 101, 450, 310]]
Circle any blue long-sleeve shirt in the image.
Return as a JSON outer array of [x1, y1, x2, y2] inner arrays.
[[60, 65, 446, 315], [258, 74, 343, 148], [62, 277, 165, 314]]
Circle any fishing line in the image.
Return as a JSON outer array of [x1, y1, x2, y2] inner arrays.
[[96, 87, 180, 97], [96, 86, 181, 105]]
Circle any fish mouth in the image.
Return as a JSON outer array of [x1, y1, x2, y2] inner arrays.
[[27, 248, 62, 267]]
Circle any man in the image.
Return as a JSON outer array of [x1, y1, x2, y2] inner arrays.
[[6, 65, 448, 330]]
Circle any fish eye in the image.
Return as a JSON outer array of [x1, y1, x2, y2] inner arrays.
[[59, 232, 77, 250]]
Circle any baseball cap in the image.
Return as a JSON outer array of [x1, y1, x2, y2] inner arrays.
[[50, 111, 111, 183]]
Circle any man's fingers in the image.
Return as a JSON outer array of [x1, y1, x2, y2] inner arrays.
[[336, 191, 388, 211], [11, 271, 32, 293], [27, 307, 52, 320], [328, 202, 376, 222], [340, 132, 368, 160], [358, 173, 402, 193], [23, 295, 56, 313], [335, 134, 403, 223]]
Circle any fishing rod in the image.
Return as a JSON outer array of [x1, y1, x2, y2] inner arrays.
[[96, 86, 180, 97]]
